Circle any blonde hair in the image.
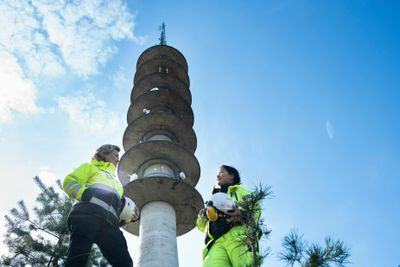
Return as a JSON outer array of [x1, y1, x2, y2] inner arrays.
[[92, 144, 120, 162]]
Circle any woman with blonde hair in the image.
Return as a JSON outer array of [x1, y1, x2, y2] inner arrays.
[[63, 144, 138, 267]]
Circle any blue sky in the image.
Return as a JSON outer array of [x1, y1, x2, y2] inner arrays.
[[1, 1, 399, 266]]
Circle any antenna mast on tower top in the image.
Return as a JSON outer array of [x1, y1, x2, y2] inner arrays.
[[159, 22, 167, 45]]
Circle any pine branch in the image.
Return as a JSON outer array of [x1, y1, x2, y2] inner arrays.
[[34, 176, 49, 194], [279, 229, 306, 267], [279, 231, 351, 267], [233, 183, 273, 267], [25, 218, 61, 239], [305, 244, 326, 267], [56, 179, 63, 190], [47, 231, 67, 267], [1, 176, 103, 266], [4, 215, 15, 228], [18, 201, 30, 220]]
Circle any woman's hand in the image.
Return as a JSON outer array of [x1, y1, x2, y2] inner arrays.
[[224, 207, 243, 223], [131, 206, 140, 222], [198, 208, 207, 220]]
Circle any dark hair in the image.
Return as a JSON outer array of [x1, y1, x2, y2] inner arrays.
[[221, 165, 241, 185]]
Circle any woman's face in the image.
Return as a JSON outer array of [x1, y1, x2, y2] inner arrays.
[[104, 149, 119, 166], [216, 167, 234, 186]]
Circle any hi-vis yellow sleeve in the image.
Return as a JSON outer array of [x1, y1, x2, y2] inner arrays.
[[62, 163, 96, 200], [196, 216, 207, 233]]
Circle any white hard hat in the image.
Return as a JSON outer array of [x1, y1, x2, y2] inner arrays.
[[119, 196, 136, 222], [208, 192, 235, 213]]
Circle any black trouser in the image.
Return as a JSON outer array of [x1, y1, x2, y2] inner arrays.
[[64, 212, 133, 267]]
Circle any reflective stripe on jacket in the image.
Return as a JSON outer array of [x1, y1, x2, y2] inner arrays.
[[63, 159, 124, 223]]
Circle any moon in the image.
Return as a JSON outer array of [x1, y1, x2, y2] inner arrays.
[[326, 120, 334, 139]]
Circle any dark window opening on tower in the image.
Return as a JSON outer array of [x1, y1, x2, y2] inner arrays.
[[141, 130, 176, 143], [150, 106, 174, 115], [158, 66, 169, 73]]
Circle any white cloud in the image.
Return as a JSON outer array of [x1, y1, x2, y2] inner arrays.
[[0, 0, 143, 77], [0, 0, 142, 123], [37, 166, 58, 186], [326, 120, 335, 139], [57, 92, 124, 135], [111, 67, 131, 90], [0, 51, 42, 123], [0, 1, 64, 77], [32, 0, 143, 77], [25, 32, 65, 76]]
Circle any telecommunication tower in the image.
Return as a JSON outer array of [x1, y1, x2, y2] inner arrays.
[[118, 24, 203, 267]]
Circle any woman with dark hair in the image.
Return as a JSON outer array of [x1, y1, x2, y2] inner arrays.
[[62, 144, 139, 267], [197, 165, 261, 267]]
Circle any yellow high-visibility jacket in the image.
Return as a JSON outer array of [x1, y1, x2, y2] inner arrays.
[[63, 159, 124, 226], [197, 184, 261, 262]]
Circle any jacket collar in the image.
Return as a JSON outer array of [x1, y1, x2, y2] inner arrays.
[[227, 184, 241, 195], [91, 159, 116, 173], [212, 183, 240, 194]]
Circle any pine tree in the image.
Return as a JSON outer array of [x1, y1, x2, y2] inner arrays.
[[279, 229, 351, 267], [236, 183, 273, 267], [1, 176, 108, 266]]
